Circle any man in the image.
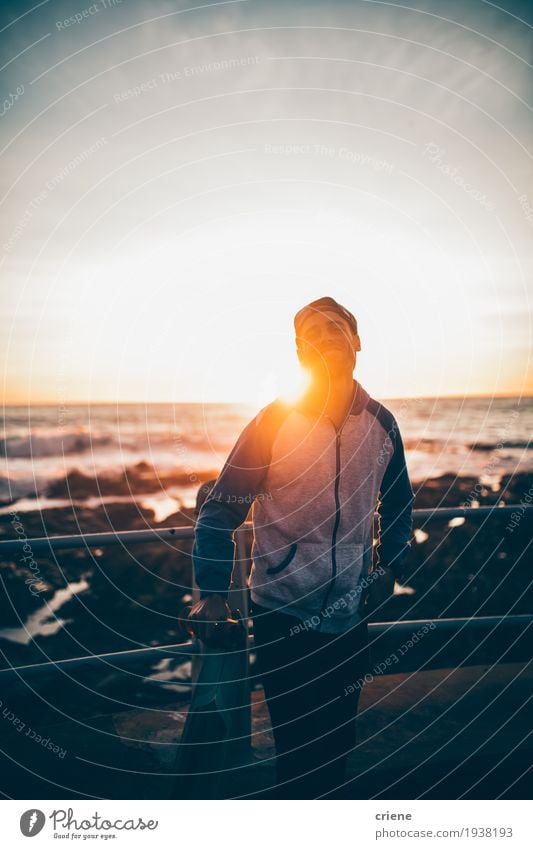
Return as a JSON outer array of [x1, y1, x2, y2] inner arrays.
[[187, 296, 414, 798]]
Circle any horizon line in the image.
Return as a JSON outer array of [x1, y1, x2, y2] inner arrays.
[[3, 391, 532, 406]]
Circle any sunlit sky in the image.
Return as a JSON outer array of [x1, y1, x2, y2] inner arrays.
[[1, 0, 532, 405]]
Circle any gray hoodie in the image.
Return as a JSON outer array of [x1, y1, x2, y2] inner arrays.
[[193, 380, 414, 633]]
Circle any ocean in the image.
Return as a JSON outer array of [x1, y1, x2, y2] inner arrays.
[[1, 395, 531, 520]]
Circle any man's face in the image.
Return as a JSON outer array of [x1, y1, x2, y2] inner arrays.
[[296, 310, 360, 375]]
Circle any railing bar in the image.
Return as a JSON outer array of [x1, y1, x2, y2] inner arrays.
[[410, 506, 532, 521], [0, 639, 197, 678], [0, 526, 196, 555], [0, 616, 531, 679], [370, 614, 533, 633], [1, 505, 530, 556]]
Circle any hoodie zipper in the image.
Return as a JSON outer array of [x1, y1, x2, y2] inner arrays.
[[317, 423, 343, 628]]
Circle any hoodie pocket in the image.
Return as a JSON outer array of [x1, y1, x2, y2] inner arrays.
[[265, 543, 298, 575], [252, 541, 334, 610]]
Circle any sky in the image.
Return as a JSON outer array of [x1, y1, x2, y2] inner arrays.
[[1, 0, 532, 405]]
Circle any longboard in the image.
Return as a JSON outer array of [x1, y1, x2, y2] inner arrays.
[[170, 638, 250, 799]]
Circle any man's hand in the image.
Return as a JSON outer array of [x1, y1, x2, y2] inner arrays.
[[361, 565, 396, 619], [179, 594, 245, 650]]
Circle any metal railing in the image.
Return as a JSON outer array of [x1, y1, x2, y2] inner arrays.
[[0, 505, 531, 756], [0, 503, 521, 557]]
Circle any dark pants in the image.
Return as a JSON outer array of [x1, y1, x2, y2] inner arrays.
[[251, 600, 371, 799]]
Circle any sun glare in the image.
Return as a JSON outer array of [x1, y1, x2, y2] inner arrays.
[[252, 362, 311, 409], [278, 365, 311, 405]]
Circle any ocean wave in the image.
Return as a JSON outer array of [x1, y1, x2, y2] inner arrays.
[[403, 438, 454, 453], [469, 440, 532, 452], [0, 431, 114, 458], [0, 429, 233, 459], [402, 438, 532, 454]]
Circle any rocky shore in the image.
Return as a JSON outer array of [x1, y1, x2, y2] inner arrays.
[[0, 468, 531, 676]]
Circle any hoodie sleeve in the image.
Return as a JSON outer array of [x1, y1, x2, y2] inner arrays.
[[192, 403, 284, 598], [375, 417, 414, 580]]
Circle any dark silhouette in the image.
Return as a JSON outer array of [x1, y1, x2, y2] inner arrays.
[[187, 297, 414, 798]]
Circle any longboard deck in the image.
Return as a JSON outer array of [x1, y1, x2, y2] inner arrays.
[[171, 643, 250, 799]]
